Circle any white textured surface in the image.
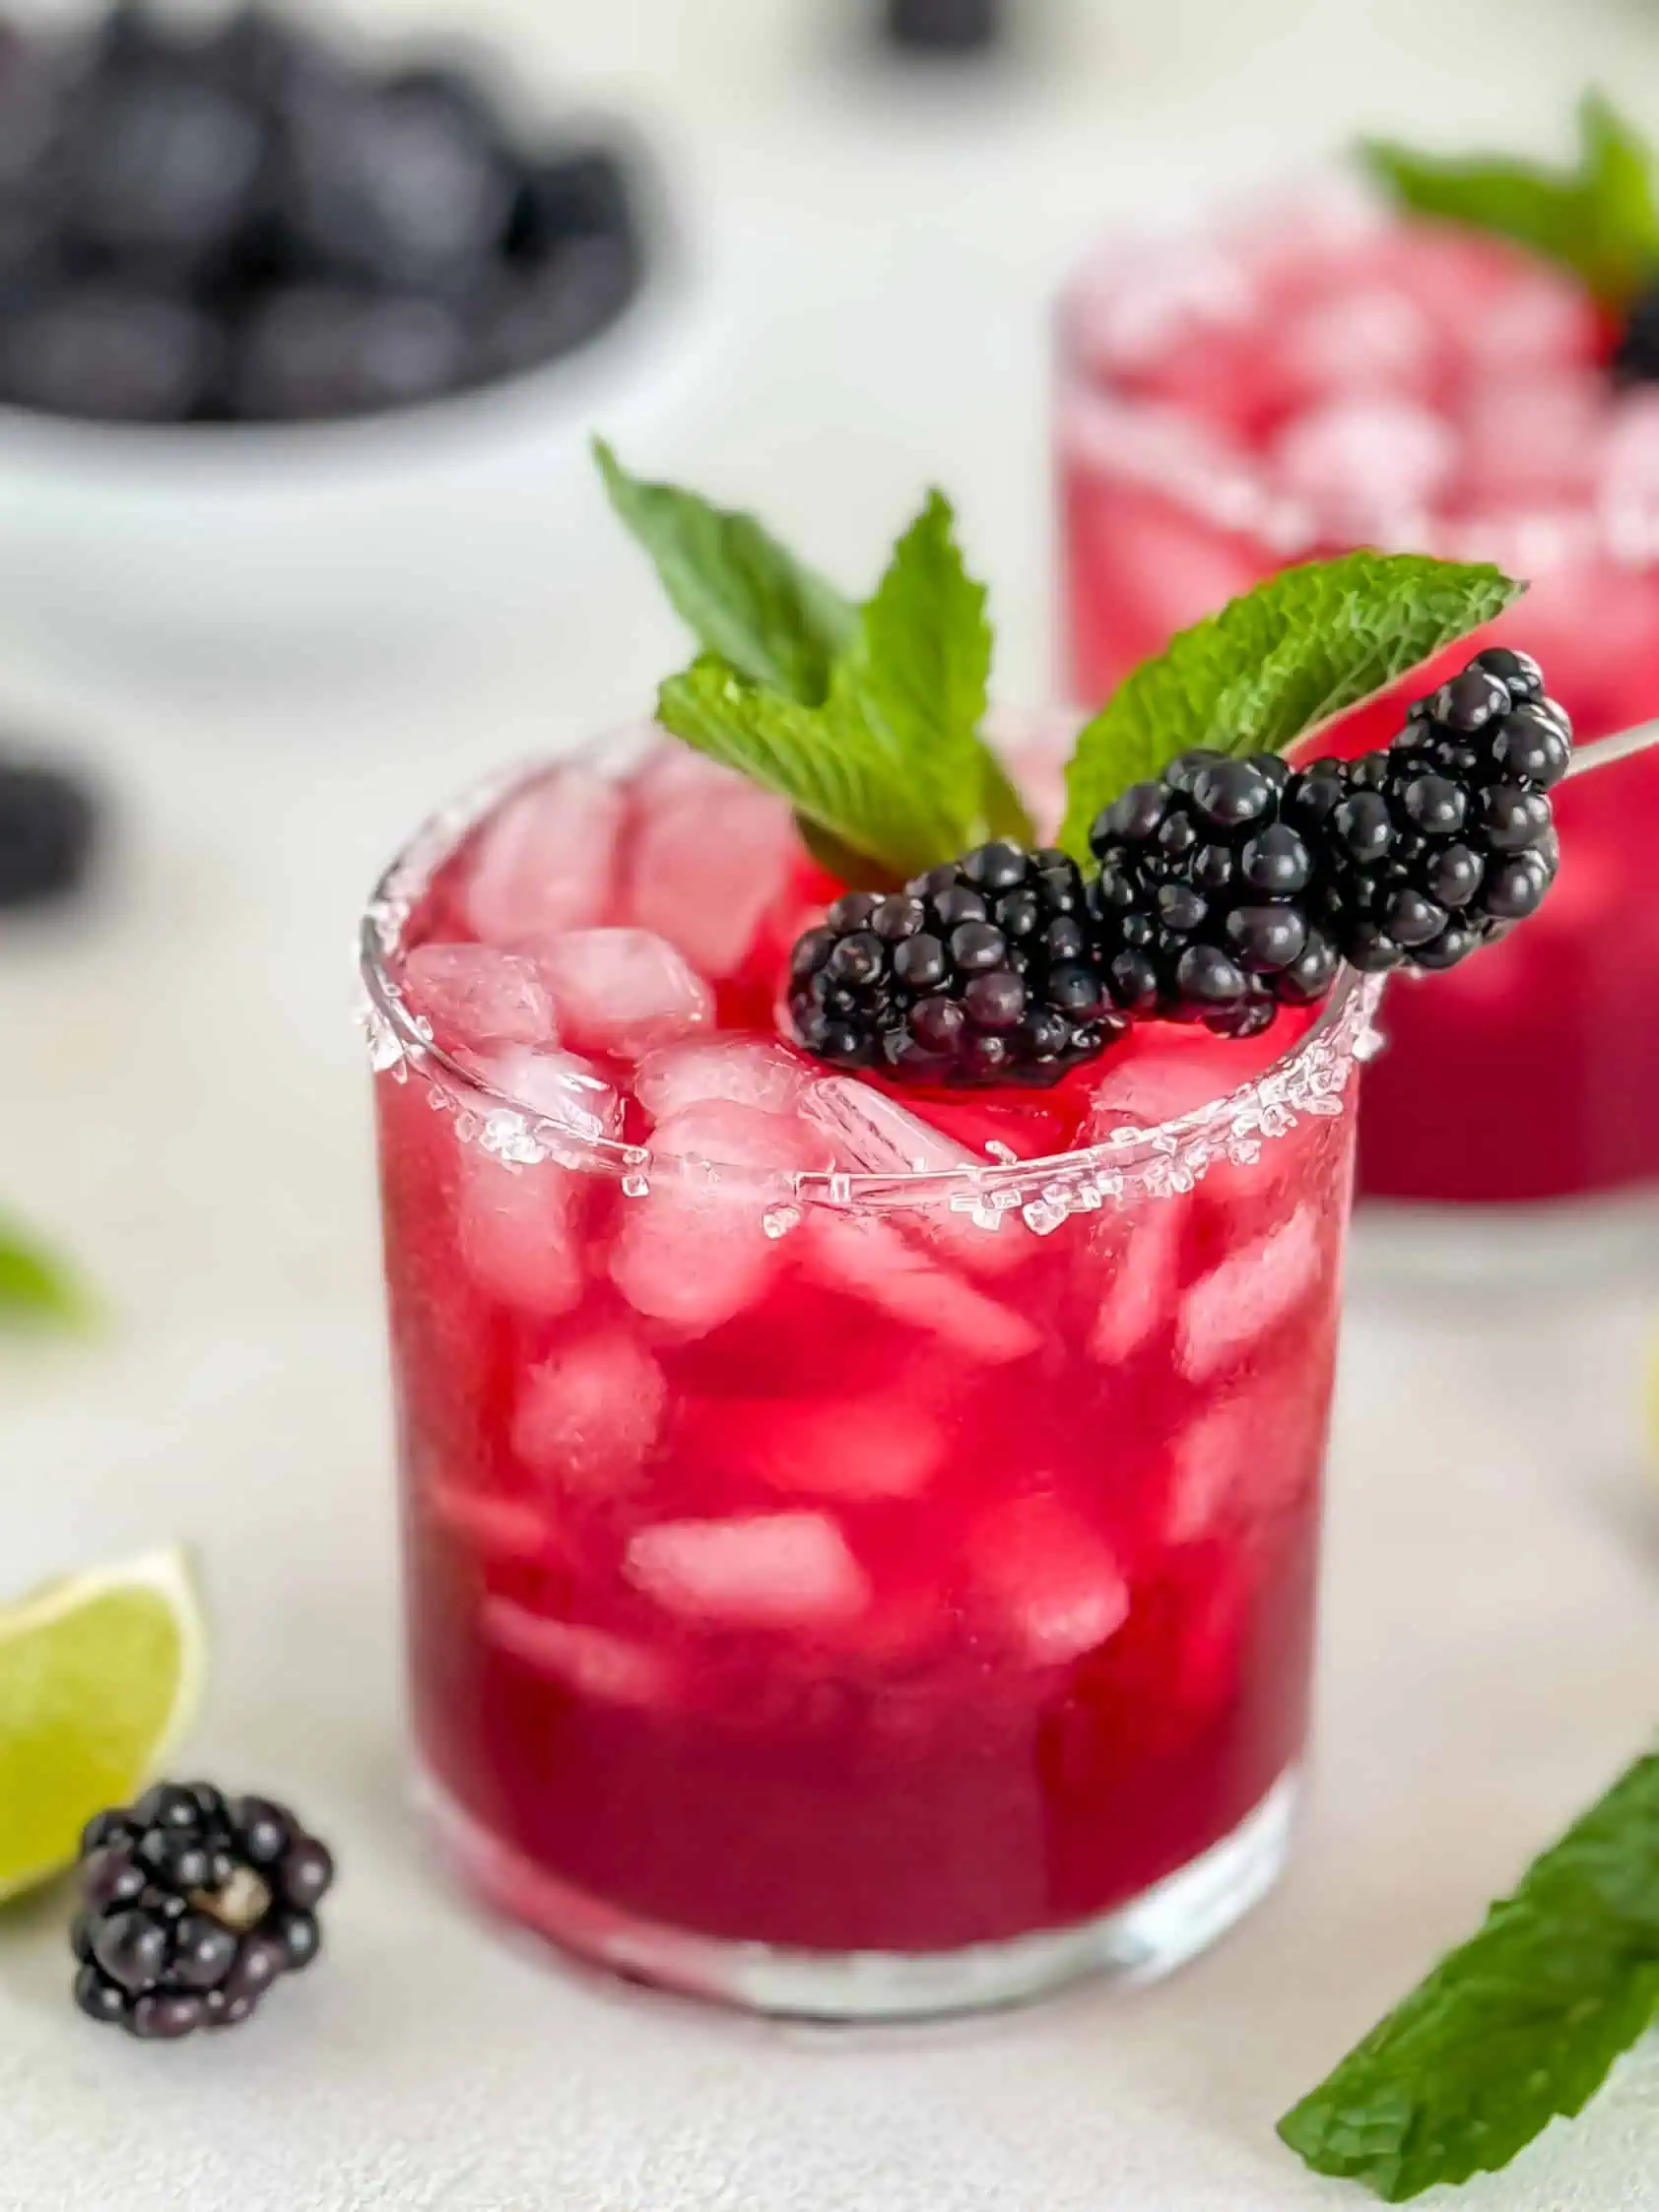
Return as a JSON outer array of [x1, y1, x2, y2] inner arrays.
[[5, 0, 1659, 2206]]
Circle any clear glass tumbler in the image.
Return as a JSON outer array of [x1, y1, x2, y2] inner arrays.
[[362, 735, 1377, 2018], [1057, 190, 1659, 1216]]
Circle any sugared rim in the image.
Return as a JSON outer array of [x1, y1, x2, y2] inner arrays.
[[357, 738, 1381, 1224], [1055, 179, 1659, 577]]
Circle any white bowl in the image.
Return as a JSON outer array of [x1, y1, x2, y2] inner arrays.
[[0, 228, 715, 710]]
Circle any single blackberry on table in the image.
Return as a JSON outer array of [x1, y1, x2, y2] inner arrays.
[[1088, 749, 1339, 1038], [71, 1781, 334, 2040], [788, 841, 1128, 1084], [0, 760, 98, 909]]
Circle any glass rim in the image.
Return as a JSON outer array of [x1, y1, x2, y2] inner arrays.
[[358, 742, 1380, 1221], [1055, 191, 1659, 577]]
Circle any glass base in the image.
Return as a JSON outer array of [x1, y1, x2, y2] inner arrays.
[[420, 1768, 1298, 2022], [1352, 1187, 1659, 1293]]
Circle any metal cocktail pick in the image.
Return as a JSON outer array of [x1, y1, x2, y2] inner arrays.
[[1564, 719, 1659, 780]]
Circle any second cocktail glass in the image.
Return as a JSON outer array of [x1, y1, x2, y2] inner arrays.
[[1058, 187, 1659, 1212]]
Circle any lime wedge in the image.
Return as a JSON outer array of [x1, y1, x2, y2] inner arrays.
[[0, 1548, 206, 1902]]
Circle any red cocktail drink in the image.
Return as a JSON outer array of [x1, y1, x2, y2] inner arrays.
[[1058, 187, 1659, 1206], [364, 735, 1372, 2015]]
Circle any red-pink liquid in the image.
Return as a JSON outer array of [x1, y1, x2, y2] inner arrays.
[[1059, 193, 1659, 1205], [369, 746, 1359, 1961]]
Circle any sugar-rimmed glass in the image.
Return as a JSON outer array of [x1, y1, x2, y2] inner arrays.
[[362, 733, 1379, 2019]]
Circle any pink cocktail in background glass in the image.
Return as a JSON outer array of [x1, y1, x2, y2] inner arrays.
[[1057, 185, 1659, 1209], [363, 730, 1373, 2017]]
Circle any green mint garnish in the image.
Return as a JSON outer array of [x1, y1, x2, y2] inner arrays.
[[1364, 92, 1659, 310], [595, 438, 854, 706], [0, 1214, 91, 1332], [1280, 1747, 1659, 2202], [1057, 551, 1523, 860], [599, 450, 1516, 882], [602, 443, 1033, 880]]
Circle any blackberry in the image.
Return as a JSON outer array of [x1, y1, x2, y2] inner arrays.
[[787, 841, 1128, 1084], [71, 1781, 334, 2039], [0, 760, 98, 910], [1614, 283, 1659, 387], [1088, 750, 1338, 1038], [1310, 656, 1569, 974]]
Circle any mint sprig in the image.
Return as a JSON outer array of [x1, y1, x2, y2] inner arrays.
[[1280, 1748, 1659, 2201], [1364, 92, 1659, 309], [1057, 552, 1522, 859], [595, 438, 854, 706], [603, 445, 1033, 880], [0, 1214, 91, 1332], [599, 450, 1517, 886]]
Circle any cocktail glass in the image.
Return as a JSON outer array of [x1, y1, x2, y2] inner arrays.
[[361, 730, 1377, 2018], [1057, 187, 1659, 1216]]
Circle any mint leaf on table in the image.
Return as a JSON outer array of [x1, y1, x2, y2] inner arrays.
[[1057, 552, 1522, 860], [1363, 92, 1659, 309], [1279, 1748, 1659, 2202], [639, 476, 1034, 881], [0, 1215, 91, 1331], [595, 439, 854, 706]]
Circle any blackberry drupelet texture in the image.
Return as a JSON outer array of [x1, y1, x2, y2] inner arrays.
[[788, 842, 1128, 1084], [1088, 749, 1337, 1038], [71, 1781, 334, 2039]]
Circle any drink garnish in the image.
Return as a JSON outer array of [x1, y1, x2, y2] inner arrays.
[[0, 1209, 93, 1331], [1280, 1745, 1659, 2200], [1363, 94, 1659, 344]]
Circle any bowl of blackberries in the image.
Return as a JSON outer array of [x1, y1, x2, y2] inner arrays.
[[0, 3, 687, 672]]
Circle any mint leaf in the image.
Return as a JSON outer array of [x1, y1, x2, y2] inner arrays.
[[595, 439, 854, 705], [0, 1215, 91, 1332], [842, 490, 1034, 849], [1363, 92, 1659, 308], [657, 655, 961, 882], [1279, 1748, 1659, 2202], [648, 488, 1033, 880], [1058, 552, 1522, 859]]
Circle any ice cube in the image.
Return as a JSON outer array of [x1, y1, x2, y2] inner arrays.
[[426, 1485, 556, 1561], [1460, 373, 1601, 505], [708, 1393, 944, 1502], [530, 928, 713, 1061], [1599, 388, 1659, 510], [634, 1038, 809, 1124], [1177, 1205, 1324, 1383], [1081, 1039, 1239, 1143], [484, 1046, 622, 1143], [1067, 234, 1255, 374], [1268, 283, 1437, 407], [626, 1512, 869, 1628], [1088, 1200, 1185, 1366], [1273, 395, 1457, 525], [402, 943, 556, 1050], [484, 1599, 671, 1707], [458, 1149, 583, 1316], [512, 1330, 666, 1491], [967, 1495, 1129, 1665], [1165, 1399, 1246, 1543], [1458, 260, 1598, 374], [464, 766, 625, 945], [805, 1212, 1040, 1362], [628, 768, 796, 980], [801, 1078, 1029, 1276], [610, 1102, 812, 1334]]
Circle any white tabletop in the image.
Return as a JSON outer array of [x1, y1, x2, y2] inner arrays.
[[5, 1, 1659, 2206]]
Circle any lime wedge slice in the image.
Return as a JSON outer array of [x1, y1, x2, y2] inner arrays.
[[0, 1547, 206, 1902]]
